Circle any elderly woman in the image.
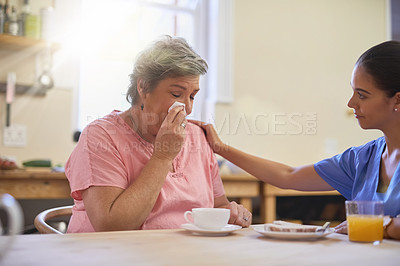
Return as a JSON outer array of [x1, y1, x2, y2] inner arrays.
[[193, 41, 400, 240], [65, 36, 252, 233]]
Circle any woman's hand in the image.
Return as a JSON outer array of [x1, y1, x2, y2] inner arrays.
[[334, 220, 348, 234], [189, 120, 227, 154], [153, 107, 187, 161], [218, 201, 252, 228]]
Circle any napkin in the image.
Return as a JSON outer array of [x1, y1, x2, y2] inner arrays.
[[168, 101, 185, 113]]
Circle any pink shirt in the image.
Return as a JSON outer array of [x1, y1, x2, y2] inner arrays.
[[65, 110, 225, 233]]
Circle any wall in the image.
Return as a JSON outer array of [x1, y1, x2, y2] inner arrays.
[[0, 0, 79, 166], [215, 0, 386, 166], [1, 0, 389, 167], [0, 0, 389, 230]]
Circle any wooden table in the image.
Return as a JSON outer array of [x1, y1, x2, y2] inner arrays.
[[220, 174, 260, 212], [2, 227, 399, 265], [0, 170, 260, 218], [0, 170, 259, 205], [0, 170, 343, 224], [263, 184, 340, 223], [0, 169, 70, 199], [220, 174, 341, 223]]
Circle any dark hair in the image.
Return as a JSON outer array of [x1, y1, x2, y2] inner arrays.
[[355, 41, 400, 98]]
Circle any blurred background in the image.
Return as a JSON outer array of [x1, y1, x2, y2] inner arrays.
[[0, 0, 398, 232]]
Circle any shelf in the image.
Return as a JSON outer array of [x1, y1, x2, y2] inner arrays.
[[0, 34, 60, 51], [0, 35, 58, 96], [0, 82, 46, 96]]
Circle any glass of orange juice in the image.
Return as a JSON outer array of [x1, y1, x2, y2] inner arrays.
[[345, 201, 384, 243]]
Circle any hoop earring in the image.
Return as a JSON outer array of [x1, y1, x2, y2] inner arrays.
[[141, 104, 144, 111]]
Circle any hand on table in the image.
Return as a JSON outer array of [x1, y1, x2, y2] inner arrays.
[[334, 220, 348, 234], [220, 201, 252, 228]]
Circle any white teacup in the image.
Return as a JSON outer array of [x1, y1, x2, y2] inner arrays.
[[184, 208, 230, 230]]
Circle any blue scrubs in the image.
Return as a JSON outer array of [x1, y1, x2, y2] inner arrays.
[[314, 137, 400, 216]]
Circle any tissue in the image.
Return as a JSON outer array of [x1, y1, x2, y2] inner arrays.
[[168, 101, 186, 113]]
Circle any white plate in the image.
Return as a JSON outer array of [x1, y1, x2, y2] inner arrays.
[[181, 224, 242, 236], [251, 224, 334, 240]]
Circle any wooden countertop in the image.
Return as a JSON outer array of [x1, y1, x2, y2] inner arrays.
[[0, 168, 66, 179], [0, 170, 341, 223], [0, 169, 70, 199]]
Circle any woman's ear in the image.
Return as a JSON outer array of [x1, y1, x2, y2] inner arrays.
[[395, 92, 400, 104], [137, 79, 147, 100], [396, 92, 400, 102], [137, 79, 144, 95], [394, 92, 400, 111]]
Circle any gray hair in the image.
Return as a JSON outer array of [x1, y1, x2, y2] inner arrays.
[[126, 35, 208, 105]]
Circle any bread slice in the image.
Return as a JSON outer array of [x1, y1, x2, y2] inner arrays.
[[264, 220, 318, 233]]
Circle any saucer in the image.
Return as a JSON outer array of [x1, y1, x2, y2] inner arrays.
[[251, 224, 334, 240], [181, 224, 242, 236]]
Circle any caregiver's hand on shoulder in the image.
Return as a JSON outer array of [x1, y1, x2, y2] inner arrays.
[[189, 120, 227, 154], [153, 107, 187, 161], [334, 220, 348, 234], [220, 201, 252, 228]]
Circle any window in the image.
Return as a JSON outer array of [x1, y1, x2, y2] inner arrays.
[[76, 0, 233, 130]]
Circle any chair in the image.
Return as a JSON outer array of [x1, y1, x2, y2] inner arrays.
[[34, 205, 73, 234]]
